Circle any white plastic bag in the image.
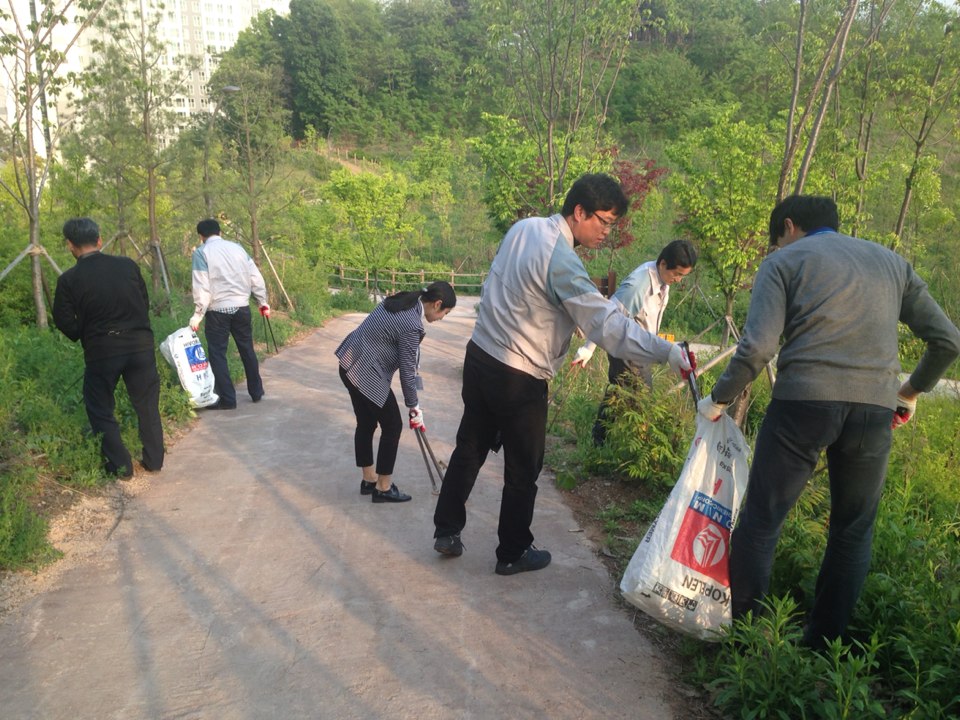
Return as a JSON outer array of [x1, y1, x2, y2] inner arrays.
[[620, 414, 750, 641], [159, 327, 219, 408]]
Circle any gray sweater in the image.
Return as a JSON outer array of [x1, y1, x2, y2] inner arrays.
[[711, 230, 960, 409]]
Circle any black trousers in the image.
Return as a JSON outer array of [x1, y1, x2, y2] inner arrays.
[[433, 341, 548, 563], [592, 355, 652, 446], [339, 366, 403, 476], [204, 307, 263, 407], [83, 349, 164, 476]]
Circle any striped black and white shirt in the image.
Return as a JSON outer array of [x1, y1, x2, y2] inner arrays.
[[335, 301, 426, 408]]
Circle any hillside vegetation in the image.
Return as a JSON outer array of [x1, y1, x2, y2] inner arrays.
[[2, 0, 959, 716]]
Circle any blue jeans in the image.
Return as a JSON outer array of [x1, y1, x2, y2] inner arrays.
[[204, 307, 263, 407], [729, 399, 893, 647]]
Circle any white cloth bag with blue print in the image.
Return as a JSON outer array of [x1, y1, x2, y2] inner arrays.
[[159, 327, 219, 408], [620, 414, 750, 641]]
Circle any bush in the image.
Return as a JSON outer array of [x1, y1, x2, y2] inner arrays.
[[698, 396, 960, 718], [702, 596, 887, 719], [0, 290, 321, 570], [547, 337, 960, 716]]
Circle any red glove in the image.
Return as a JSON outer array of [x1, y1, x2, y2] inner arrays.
[[681, 349, 697, 380], [408, 405, 425, 430], [259, 304, 270, 318], [891, 394, 917, 429]]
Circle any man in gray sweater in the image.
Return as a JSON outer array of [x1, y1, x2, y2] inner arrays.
[[698, 195, 960, 650]]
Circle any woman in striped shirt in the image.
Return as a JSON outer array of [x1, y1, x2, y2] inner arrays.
[[336, 282, 457, 503]]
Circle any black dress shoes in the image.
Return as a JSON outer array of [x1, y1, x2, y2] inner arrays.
[[371, 484, 412, 503]]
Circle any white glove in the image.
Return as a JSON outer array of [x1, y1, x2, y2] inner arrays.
[[891, 393, 917, 429], [408, 405, 425, 430], [667, 343, 692, 376], [189, 313, 203, 331], [698, 394, 728, 422], [571, 343, 596, 367]]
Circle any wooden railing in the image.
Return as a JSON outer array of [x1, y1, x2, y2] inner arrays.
[[329, 265, 488, 296]]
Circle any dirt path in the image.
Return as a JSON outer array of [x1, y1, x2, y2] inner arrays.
[[0, 300, 692, 719]]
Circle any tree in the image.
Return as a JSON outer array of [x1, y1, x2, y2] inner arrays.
[[323, 167, 423, 293], [767, 0, 896, 199], [66, 40, 142, 241], [887, 13, 960, 248], [0, 0, 108, 327], [476, 0, 642, 211], [279, 0, 353, 137], [607, 46, 707, 142], [211, 56, 292, 285], [407, 135, 456, 255], [667, 109, 778, 342], [79, 0, 193, 300]]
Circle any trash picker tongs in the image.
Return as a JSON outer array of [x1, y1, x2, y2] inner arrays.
[[680, 341, 701, 404], [415, 427, 444, 495]]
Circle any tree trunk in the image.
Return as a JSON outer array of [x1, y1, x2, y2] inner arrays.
[[794, 0, 859, 195], [893, 47, 947, 245]]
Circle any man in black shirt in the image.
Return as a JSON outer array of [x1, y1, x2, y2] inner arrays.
[[53, 218, 164, 478]]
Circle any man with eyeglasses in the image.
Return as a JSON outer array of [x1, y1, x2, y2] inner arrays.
[[432, 173, 692, 576], [572, 239, 698, 445]]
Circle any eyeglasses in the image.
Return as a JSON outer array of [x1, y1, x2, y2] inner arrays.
[[592, 212, 617, 229]]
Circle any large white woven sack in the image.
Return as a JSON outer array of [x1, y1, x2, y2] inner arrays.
[[159, 327, 219, 408], [620, 413, 750, 641]]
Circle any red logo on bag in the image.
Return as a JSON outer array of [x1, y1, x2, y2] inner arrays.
[[671, 491, 733, 586], [713, 477, 723, 495]]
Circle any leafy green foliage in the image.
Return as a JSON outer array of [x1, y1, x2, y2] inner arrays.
[[280, 0, 354, 137], [704, 597, 887, 720], [595, 381, 691, 489], [323, 168, 424, 270], [667, 107, 778, 318]]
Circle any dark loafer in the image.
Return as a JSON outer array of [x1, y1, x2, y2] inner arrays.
[[360, 480, 376, 496], [371, 484, 412, 503]]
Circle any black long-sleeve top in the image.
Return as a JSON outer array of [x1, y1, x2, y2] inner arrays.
[[53, 251, 155, 361]]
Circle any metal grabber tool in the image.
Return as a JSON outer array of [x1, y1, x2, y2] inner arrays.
[[680, 341, 700, 404], [415, 427, 445, 495], [262, 313, 279, 354]]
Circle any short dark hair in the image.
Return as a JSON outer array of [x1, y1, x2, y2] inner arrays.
[[768, 195, 839, 245], [658, 240, 698, 270], [197, 218, 221, 238], [560, 173, 629, 218], [62, 218, 100, 248]]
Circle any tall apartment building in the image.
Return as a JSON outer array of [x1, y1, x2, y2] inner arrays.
[[1, 0, 289, 153], [152, 0, 290, 124]]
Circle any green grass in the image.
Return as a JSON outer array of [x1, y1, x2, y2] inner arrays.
[[545, 335, 960, 718], [0, 282, 374, 572]]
